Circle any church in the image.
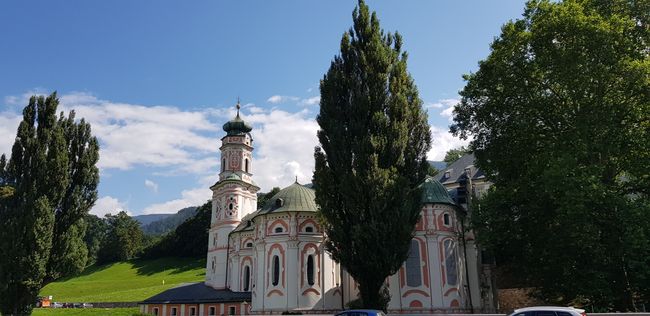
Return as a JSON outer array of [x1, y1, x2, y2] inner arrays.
[[139, 104, 496, 315]]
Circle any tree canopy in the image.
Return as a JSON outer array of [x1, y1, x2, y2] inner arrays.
[[313, 0, 431, 310], [452, 0, 649, 310], [0, 93, 99, 315], [443, 146, 471, 166]]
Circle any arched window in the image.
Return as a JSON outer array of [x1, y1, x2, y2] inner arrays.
[[222, 158, 226, 172], [272, 255, 280, 286], [305, 226, 314, 233], [244, 158, 249, 173], [444, 239, 458, 285], [443, 213, 451, 226], [405, 240, 422, 287], [246, 242, 253, 248], [211, 257, 216, 273], [243, 266, 251, 292], [274, 227, 283, 233], [307, 255, 315, 286]]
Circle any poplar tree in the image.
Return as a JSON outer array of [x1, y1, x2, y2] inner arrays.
[[0, 93, 99, 315], [313, 0, 431, 310]]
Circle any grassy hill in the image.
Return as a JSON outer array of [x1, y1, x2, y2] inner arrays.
[[40, 257, 205, 303]]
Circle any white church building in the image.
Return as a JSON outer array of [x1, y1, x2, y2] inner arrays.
[[139, 105, 495, 315]]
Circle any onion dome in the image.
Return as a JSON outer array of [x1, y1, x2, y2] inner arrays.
[[259, 181, 318, 214], [420, 176, 457, 206], [223, 101, 252, 136]]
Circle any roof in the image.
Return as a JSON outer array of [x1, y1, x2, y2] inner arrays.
[[222, 113, 252, 136], [420, 176, 457, 206], [436, 152, 485, 185], [258, 182, 318, 214], [140, 282, 251, 304]]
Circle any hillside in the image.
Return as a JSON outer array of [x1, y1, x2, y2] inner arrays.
[[132, 214, 171, 226], [40, 257, 205, 303], [141, 206, 198, 235]]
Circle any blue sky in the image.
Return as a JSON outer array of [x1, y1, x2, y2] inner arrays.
[[0, 1, 527, 216]]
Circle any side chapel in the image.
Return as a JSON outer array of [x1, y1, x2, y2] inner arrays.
[[139, 103, 496, 315]]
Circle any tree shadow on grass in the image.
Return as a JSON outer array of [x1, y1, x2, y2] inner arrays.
[[132, 257, 206, 276], [50, 262, 119, 283]]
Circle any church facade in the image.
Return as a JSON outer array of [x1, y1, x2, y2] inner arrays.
[[139, 106, 495, 315]]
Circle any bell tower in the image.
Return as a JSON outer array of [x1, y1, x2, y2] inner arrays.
[[206, 100, 260, 289]]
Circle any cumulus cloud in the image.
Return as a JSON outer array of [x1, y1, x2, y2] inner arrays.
[[144, 179, 159, 193], [437, 98, 460, 122], [91, 196, 131, 217], [245, 109, 319, 191], [298, 96, 320, 106], [142, 187, 211, 214], [56, 92, 218, 171], [266, 95, 299, 104], [427, 125, 472, 161], [0, 113, 21, 157]]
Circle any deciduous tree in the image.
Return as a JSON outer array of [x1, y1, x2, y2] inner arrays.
[[452, 0, 649, 310], [314, 0, 431, 310]]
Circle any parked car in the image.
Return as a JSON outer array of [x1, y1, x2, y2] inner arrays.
[[51, 302, 63, 308], [82, 303, 94, 308], [508, 306, 587, 316], [335, 310, 386, 316]]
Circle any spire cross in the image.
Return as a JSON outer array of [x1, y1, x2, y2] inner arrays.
[[236, 97, 241, 117]]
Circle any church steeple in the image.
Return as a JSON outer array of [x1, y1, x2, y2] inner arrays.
[[207, 99, 259, 290]]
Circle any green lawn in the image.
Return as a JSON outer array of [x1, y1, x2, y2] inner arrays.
[[40, 257, 205, 303], [33, 308, 140, 316]]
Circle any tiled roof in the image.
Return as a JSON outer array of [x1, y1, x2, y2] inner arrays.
[[140, 282, 251, 304], [436, 153, 485, 185]]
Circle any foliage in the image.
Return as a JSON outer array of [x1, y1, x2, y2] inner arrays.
[[257, 187, 281, 209], [84, 214, 109, 266], [39, 257, 204, 303], [314, 0, 431, 309], [140, 206, 198, 235], [97, 212, 144, 264], [452, 0, 650, 310], [443, 146, 471, 166], [141, 201, 211, 259], [0, 93, 100, 315]]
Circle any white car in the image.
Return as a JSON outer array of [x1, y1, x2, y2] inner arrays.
[[51, 302, 63, 308], [509, 306, 586, 316]]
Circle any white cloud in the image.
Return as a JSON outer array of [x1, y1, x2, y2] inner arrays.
[[266, 95, 299, 104], [144, 179, 159, 193], [56, 92, 218, 172], [437, 98, 460, 122], [91, 196, 131, 217], [298, 96, 320, 106], [427, 125, 472, 161], [245, 109, 319, 191], [142, 187, 211, 214], [0, 113, 21, 157]]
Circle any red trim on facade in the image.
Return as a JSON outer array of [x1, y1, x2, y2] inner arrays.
[[298, 219, 320, 233], [301, 288, 321, 296], [266, 219, 289, 235], [402, 289, 430, 298], [300, 243, 320, 288], [267, 289, 284, 297], [450, 299, 460, 307], [444, 287, 458, 297], [409, 300, 423, 308], [266, 243, 286, 288]]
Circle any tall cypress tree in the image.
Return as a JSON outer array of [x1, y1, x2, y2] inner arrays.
[[313, 0, 431, 310], [0, 93, 99, 315]]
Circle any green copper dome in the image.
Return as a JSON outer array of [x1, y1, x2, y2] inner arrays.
[[223, 113, 252, 136], [260, 182, 318, 214], [420, 176, 457, 206]]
